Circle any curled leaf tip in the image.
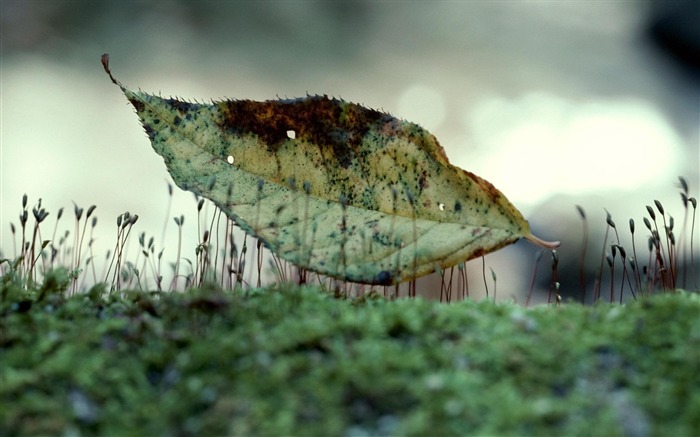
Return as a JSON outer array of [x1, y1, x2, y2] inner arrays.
[[524, 233, 560, 250], [101, 53, 122, 87]]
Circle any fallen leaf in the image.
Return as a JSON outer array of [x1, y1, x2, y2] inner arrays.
[[102, 54, 559, 285]]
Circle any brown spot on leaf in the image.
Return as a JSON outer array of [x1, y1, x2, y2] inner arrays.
[[217, 96, 389, 168], [128, 98, 145, 113], [166, 98, 198, 114], [418, 170, 429, 190], [374, 270, 393, 285], [143, 124, 156, 140], [470, 247, 486, 259]]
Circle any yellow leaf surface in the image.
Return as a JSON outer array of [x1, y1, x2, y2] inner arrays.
[[103, 55, 558, 285]]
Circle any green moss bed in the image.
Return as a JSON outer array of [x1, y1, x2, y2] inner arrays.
[[1, 270, 699, 436]]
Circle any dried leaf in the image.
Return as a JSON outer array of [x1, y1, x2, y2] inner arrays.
[[103, 54, 558, 285]]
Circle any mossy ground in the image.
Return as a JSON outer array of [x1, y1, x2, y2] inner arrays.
[[1, 269, 699, 436]]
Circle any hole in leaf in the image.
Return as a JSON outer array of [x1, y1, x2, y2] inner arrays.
[[287, 130, 296, 139], [438, 203, 445, 211], [227, 155, 235, 165]]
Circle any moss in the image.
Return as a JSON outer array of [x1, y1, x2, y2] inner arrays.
[[1, 278, 698, 436]]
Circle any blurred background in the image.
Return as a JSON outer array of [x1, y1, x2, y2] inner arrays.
[[2, 0, 698, 302]]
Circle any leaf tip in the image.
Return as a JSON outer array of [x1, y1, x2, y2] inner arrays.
[[101, 53, 122, 87], [524, 233, 560, 250]]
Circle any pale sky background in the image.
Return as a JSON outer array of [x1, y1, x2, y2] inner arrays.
[[2, 1, 698, 301]]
